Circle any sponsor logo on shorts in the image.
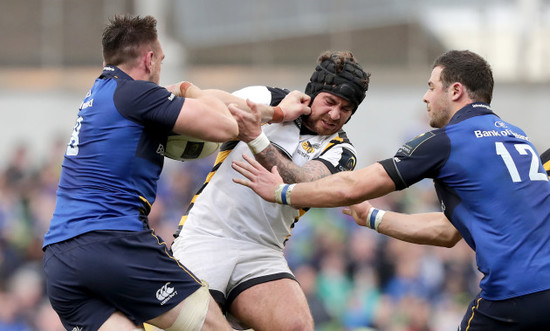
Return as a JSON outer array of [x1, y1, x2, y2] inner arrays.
[[156, 282, 177, 305], [72, 327, 83, 331]]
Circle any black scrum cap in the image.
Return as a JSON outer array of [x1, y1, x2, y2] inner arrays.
[[305, 58, 368, 113]]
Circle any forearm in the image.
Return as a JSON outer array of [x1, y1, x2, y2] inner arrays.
[[288, 163, 394, 208], [253, 145, 330, 183], [198, 97, 239, 141], [377, 211, 462, 247], [174, 96, 238, 142]]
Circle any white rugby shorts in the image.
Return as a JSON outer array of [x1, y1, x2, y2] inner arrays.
[[171, 232, 295, 307]]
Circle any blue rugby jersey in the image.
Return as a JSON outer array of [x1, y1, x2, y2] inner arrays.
[[380, 102, 550, 300], [43, 66, 184, 247]]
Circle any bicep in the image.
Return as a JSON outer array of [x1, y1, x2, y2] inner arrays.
[[172, 97, 237, 142]]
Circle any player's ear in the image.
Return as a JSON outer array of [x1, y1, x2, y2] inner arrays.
[[450, 82, 463, 101], [144, 50, 154, 73]]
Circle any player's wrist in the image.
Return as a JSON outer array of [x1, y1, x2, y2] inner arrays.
[[366, 207, 385, 231], [268, 106, 284, 124], [247, 132, 270, 154], [275, 183, 295, 205]]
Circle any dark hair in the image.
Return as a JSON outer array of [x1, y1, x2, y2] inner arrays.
[[102, 15, 158, 66], [305, 50, 370, 113], [433, 50, 494, 104]]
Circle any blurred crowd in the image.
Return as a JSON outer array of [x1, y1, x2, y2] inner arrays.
[[0, 138, 480, 331]]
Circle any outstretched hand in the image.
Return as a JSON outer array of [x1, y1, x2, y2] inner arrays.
[[232, 153, 283, 203], [278, 90, 312, 122], [342, 200, 373, 227], [228, 100, 263, 143]]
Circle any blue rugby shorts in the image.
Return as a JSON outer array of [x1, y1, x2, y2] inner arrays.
[[460, 289, 550, 330], [43, 230, 203, 330]]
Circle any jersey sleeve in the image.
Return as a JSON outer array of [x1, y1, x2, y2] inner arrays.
[[266, 86, 290, 106], [231, 86, 271, 105], [114, 80, 184, 131], [316, 139, 358, 174], [379, 129, 450, 190], [230, 85, 289, 107]]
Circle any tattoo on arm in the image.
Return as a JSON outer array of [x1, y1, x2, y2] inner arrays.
[[255, 145, 332, 183]]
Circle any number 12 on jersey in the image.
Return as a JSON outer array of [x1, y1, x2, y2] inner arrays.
[[495, 142, 548, 182]]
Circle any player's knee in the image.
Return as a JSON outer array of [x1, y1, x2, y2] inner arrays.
[[165, 282, 210, 331]]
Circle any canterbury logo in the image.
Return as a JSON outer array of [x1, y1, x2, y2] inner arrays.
[[156, 282, 176, 304]]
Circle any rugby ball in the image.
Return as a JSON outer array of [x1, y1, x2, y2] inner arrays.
[[164, 134, 220, 161]]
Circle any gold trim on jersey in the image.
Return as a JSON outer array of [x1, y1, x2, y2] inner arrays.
[[176, 141, 238, 232], [282, 132, 352, 245], [138, 196, 152, 215], [283, 208, 308, 246], [320, 132, 347, 155], [327, 135, 344, 145]]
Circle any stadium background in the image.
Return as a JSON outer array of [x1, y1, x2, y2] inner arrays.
[[0, 0, 548, 330]]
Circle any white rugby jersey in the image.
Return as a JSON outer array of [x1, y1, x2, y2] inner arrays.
[[175, 86, 357, 250]]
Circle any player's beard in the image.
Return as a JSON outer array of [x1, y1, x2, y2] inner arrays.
[[427, 98, 452, 128]]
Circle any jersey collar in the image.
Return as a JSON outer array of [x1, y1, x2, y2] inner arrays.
[[448, 102, 497, 126], [294, 116, 319, 135], [98, 65, 133, 81]]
